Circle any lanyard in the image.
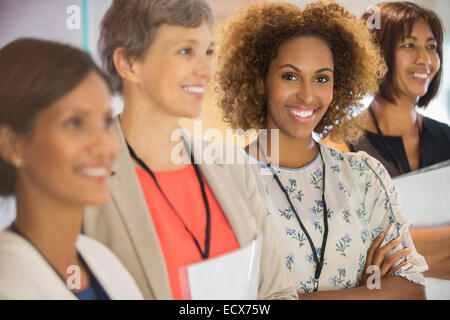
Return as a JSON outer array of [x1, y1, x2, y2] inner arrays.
[[126, 141, 211, 260], [260, 144, 329, 292], [368, 106, 422, 175]]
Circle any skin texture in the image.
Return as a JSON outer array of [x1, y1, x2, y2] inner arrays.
[[1, 71, 118, 291], [261, 36, 334, 169], [115, 23, 214, 171]]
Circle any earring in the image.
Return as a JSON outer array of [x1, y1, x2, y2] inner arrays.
[[14, 158, 22, 168]]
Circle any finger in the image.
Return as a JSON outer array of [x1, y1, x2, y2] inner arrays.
[[372, 236, 403, 267], [386, 260, 412, 277], [365, 232, 386, 268], [380, 247, 412, 276]]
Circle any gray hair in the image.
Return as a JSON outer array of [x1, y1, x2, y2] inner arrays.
[[98, 0, 215, 94]]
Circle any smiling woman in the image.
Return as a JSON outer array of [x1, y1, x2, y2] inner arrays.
[[216, 1, 428, 299], [83, 0, 297, 301], [0, 38, 143, 300]]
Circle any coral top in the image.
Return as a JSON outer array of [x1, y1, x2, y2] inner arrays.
[[135, 164, 240, 299]]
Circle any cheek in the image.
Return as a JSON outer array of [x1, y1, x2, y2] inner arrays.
[[25, 134, 74, 178], [266, 83, 292, 109], [431, 53, 441, 75]]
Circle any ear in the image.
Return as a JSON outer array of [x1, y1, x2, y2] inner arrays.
[[0, 126, 25, 168], [112, 47, 141, 85], [256, 78, 265, 95]]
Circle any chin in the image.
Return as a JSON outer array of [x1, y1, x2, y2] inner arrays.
[[181, 107, 202, 119], [82, 194, 110, 206]]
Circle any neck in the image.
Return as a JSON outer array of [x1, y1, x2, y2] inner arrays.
[[14, 184, 83, 279], [369, 96, 421, 136], [256, 127, 318, 169], [120, 88, 187, 171]]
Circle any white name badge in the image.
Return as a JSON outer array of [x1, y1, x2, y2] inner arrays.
[[184, 234, 263, 300]]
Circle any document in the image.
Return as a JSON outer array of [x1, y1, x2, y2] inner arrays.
[[184, 234, 262, 300], [393, 161, 450, 300]]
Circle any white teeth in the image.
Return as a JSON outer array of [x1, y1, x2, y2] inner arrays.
[[287, 107, 314, 118], [412, 73, 428, 79], [183, 86, 204, 94], [78, 167, 109, 177]]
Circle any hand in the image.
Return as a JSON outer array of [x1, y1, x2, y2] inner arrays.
[[360, 232, 412, 287]]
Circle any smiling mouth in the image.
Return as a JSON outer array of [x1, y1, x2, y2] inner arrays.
[[286, 106, 319, 122], [75, 166, 111, 180], [409, 72, 429, 80], [182, 86, 204, 94]]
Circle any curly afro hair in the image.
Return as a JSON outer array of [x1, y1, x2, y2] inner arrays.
[[215, 1, 387, 143]]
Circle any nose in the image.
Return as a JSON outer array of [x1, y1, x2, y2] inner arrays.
[[416, 46, 432, 66], [296, 82, 313, 105], [88, 126, 119, 165], [193, 55, 213, 82]]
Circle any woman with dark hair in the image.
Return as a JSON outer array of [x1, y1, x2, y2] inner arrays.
[[347, 1, 449, 177], [326, 1, 450, 282], [83, 0, 297, 300], [216, 1, 427, 299], [0, 38, 142, 299]]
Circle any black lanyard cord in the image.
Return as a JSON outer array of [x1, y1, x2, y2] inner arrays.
[[260, 143, 328, 291], [126, 141, 211, 260], [369, 106, 422, 174]]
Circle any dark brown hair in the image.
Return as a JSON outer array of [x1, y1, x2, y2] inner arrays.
[[99, 0, 215, 95], [362, 1, 444, 107], [215, 1, 386, 143], [0, 38, 111, 196]]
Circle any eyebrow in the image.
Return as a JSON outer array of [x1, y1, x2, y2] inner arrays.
[[178, 39, 215, 47], [58, 106, 112, 117], [403, 36, 436, 42], [279, 64, 333, 73]]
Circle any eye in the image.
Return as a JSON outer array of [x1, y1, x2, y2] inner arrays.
[[281, 73, 297, 81], [64, 117, 82, 129], [315, 76, 329, 84], [206, 49, 214, 56], [179, 48, 192, 55], [427, 44, 437, 50], [403, 43, 414, 49]]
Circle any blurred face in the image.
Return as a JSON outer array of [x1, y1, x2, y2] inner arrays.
[[393, 18, 440, 101], [134, 22, 214, 118], [264, 36, 334, 140], [17, 72, 119, 206]]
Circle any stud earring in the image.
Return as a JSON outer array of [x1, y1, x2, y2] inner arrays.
[[14, 158, 22, 168]]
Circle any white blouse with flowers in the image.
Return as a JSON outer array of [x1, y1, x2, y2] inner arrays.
[[247, 144, 428, 294]]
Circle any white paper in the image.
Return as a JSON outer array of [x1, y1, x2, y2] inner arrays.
[[187, 234, 262, 300], [393, 161, 450, 229], [393, 162, 450, 299]]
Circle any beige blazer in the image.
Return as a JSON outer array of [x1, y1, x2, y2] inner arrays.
[[83, 119, 296, 300], [0, 231, 143, 300]]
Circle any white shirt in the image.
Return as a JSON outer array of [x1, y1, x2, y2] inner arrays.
[[248, 144, 428, 293]]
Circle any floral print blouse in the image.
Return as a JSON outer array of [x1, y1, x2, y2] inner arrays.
[[247, 144, 428, 294]]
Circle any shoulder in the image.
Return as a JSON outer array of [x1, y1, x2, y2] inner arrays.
[[77, 235, 143, 299], [423, 116, 450, 137], [320, 143, 391, 183]]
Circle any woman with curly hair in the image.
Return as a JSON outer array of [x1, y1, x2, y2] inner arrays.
[[83, 0, 297, 300], [216, 1, 427, 299]]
